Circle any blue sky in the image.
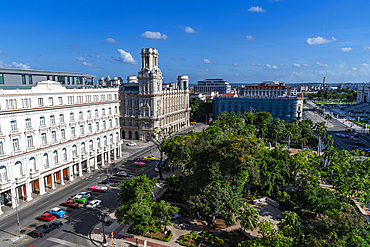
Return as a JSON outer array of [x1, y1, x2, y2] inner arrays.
[[2, 0, 370, 84]]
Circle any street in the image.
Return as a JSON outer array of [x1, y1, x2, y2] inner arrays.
[[0, 123, 206, 247]]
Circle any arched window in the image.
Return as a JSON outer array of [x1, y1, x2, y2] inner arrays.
[[53, 150, 58, 164], [43, 153, 49, 168], [103, 136, 107, 146], [116, 132, 119, 142], [29, 157, 36, 173], [72, 145, 77, 158], [81, 142, 85, 154], [14, 161, 22, 178], [62, 148, 67, 161], [89, 140, 93, 152], [110, 134, 113, 144], [97, 138, 101, 149], [0, 166, 6, 183]]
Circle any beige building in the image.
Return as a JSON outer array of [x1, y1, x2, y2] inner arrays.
[[119, 48, 191, 141]]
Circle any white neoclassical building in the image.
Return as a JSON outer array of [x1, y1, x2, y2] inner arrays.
[[119, 48, 191, 141], [0, 80, 122, 213], [357, 85, 370, 103]]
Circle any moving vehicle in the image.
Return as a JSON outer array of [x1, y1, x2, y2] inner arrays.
[[345, 128, 351, 132], [354, 132, 359, 137], [63, 200, 79, 208], [33, 220, 63, 238], [86, 200, 102, 209], [190, 122, 196, 125], [137, 158, 151, 162], [114, 171, 128, 177], [126, 142, 136, 146], [47, 207, 67, 218], [134, 161, 146, 166], [89, 185, 108, 192], [143, 155, 156, 160], [38, 212, 56, 222]]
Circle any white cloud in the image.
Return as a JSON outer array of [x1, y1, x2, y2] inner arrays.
[[76, 57, 86, 62], [352, 67, 357, 70], [361, 63, 370, 67], [246, 36, 255, 41], [82, 61, 99, 68], [0, 61, 30, 69], [293, 63, 301, 68], [250, 62, 261, 66], [248, 6, 266, 13], [316, 62, 328, 67], [266, 64, 278, 69], [95, 54, 101, 59], [231, 63, 242, 67], [103, 38, 117, 44], [116, 49, 137, 65], [184, 26, 198, 33], [306, 36, 337, 45], [363, 45, 370, 51], [204, 59, 216, 64], [0, 50, 9, 55], [141, 31, 167, 40], [341, 47, 353, 52], [302, 64, 312, 67]]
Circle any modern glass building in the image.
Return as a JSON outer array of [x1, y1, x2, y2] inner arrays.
[[213, 96, 304, 123]]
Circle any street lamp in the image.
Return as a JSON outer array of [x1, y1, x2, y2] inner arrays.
[[99, 214, 108, 246]]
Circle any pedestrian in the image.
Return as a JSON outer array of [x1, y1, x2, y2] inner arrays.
[[136, 238, 139, 246]]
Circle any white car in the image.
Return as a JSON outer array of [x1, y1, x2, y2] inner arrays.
[[86, 200, 101, 209], [126, 142, 136, 146], [76, 192, 91, 199]]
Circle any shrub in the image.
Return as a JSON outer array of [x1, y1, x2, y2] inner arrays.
[[202, 230, 208, 239], [208, 233, 214, 243], [145, 229, 172, 242], [191, 232, 198, 239], [215, 236, 224, 246]]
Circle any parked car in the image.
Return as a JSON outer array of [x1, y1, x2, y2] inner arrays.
[[143, 155, 156, 160], [126, 142, 136, 146], [114, 171, 128, 177], [33, 220, 63, 238], [38, 212, 56, 222], [47, 207, 67, 218], [89, 185, 108, 192], [155, 159, 168, 172], [354, 132, 360, 137], [137, 158, 151, 162], [86, 200, 102, 209], [349, 137, 359, 141], [63, 200, 79, 208], [70, 195, 88, 204], [76, 192, 91, 199], [355, 141, 366, 146], [171, 213, 182, 219], [134, 161, 146, 166]]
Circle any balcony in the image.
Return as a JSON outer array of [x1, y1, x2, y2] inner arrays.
[[15, 175, 27, 184]]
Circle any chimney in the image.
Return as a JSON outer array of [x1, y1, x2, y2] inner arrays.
[[323, 77, 326, 88]]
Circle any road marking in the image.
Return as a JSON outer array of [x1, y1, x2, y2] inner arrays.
[[1, 226, 28, 242], [37, 200, 50, 207], [48, 237, 80, 247], [15, 237, 31, 247]]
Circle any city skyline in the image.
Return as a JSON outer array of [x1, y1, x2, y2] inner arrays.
[[2, 0, 370, 83]]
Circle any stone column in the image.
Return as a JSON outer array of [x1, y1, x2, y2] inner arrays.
[[113, 147, 117, 161], [39, 176, 46, 195], [60, 170, 65, 186], [51, 173, 55, 190], [119, 144, 122, 157], [108, 150, 111, 164], [11, 187, 17, 209], [87, 158, 91, 173], [94, 156, 98, 170], [68, 165, 74, 181], [101, 152, 105, 167], [26, 182, 33, 202], [78, 161, 83, 177]]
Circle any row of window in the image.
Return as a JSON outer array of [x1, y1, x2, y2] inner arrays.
[[0, 134, 119, 183], [4, 94, 118, 110]]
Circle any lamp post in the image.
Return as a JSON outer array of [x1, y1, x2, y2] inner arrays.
[[99, 214, 107, 246], [14, 197, 20, 237]]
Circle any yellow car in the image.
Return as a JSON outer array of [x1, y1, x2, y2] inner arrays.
[[144, 155, 156, 160], [353, 132, 359, 137]]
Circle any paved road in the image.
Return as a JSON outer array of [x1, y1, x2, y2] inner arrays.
[[0, 123, 207, 247]]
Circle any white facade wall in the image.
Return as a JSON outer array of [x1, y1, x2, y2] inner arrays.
[[0, 81, 122, 212]]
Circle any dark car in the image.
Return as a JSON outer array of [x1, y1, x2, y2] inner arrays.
[[33, 220, 63, 238], [355, 141, 366, 146]]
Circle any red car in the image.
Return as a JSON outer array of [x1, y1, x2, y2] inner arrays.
[[134, 161, 146, 166], [38, 212, 56, 222], [137, 158, 151, 162], [63, 200, 79, 207]]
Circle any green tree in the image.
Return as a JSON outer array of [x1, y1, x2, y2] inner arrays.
[[237, 204, 260, 240], [278, 211, 301, 231]]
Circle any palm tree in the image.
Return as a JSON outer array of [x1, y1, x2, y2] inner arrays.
[[237, 205, 259, 240], [325, 114, 333, 126], [315, 121, 328, 156], [278, 211, 302, 231]]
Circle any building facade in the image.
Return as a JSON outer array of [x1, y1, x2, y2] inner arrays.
[[356, 85, 370, 103], [193, 79, 231, 94], [0, 80, 122, 213], [237, 81, 290, 97], [0, 68, 96, 89], [119, 48, 191, 141], [213, 96, 304, 123]]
